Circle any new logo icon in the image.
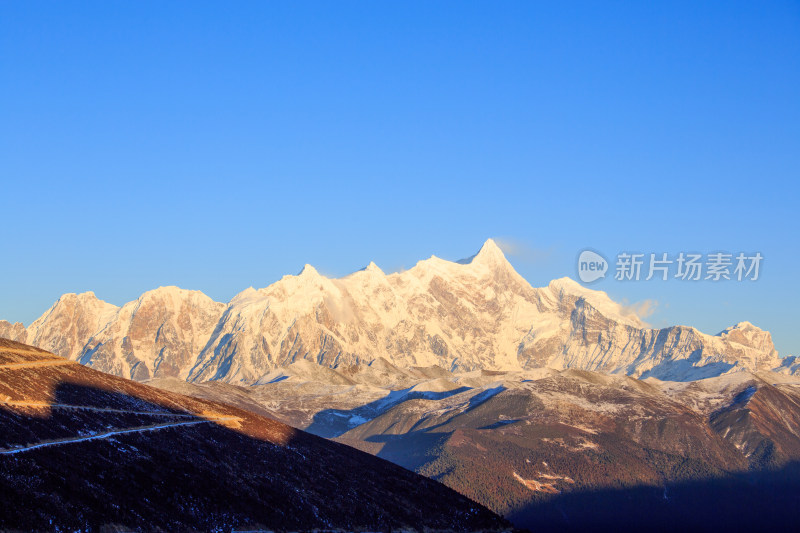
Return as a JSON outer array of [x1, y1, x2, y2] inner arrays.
[[578, 250, 608, 283]]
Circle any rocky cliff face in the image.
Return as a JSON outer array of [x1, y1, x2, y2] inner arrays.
[[0, 240, 787, 383], [521, 282, 781, 381], [0, 321, 26, 344], [79, 287, 226, 381], [26, 292, 120, 361]]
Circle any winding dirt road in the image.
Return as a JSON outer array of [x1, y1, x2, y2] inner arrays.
[[0, 418, 231, 455], [0, 356, 241, 455]]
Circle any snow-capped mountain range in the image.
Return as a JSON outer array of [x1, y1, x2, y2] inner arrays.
[[0, 240, 790, 383]]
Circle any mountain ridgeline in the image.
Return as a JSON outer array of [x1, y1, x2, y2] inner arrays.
[[0, 240, 790, 384]]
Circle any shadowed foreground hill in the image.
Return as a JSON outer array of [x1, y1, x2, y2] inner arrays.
[[0, 339, 511, 532]]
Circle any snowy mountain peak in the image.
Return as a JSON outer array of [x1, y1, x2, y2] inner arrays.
[[55, 291, 101, 304], [134, 287, 222, 311], [1, 241, 787, 384], [357, 261, 384, 275], [717, 321, 769, 338], [547, 276, 612, 302], [457, 238, 508, 266], [140, 286, 195, 300], [548, 276, 584, 292], [297, 264, 320, 278], [730, 321, 759, 331], [40, 290, 118, 318], [24, 290, 120, 362]]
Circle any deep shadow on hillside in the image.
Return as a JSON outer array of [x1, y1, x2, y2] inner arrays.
[[0, 381, 509, 532], [0, 339, 511, 533], [507, 462, 800, 533]]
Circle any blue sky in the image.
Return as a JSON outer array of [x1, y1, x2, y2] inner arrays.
[[1, 1, 798, 356]]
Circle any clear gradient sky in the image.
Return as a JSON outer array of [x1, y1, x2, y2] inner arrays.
[[1, 1, 798, 356]]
